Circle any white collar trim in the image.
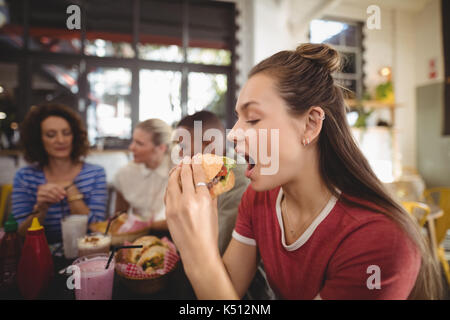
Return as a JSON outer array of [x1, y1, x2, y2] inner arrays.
[[275, 187, 339, 252]]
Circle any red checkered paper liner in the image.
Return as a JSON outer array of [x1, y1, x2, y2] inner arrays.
[[115, 237, 179, 279]]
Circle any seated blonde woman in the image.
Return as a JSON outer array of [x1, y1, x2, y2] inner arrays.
[[113, 119, 173, 232]]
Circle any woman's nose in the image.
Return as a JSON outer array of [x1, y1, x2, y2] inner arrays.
[[227, 121, 245, 144], [56, 132, 65, 143]]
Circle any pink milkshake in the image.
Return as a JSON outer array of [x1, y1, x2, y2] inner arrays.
[[73, 253, 115, 300]]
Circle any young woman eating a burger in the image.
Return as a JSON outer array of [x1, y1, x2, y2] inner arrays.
[[164, 43, 442, 300]]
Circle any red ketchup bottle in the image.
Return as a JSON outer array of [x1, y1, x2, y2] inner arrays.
[[17, 217, 54, 299], [0, 214, 22, 294]]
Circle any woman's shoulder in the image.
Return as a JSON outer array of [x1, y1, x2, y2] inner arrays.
[[79, 162, 106, 180], [332, 195, 418, 253], [15, 164, 43, 178], [115, 161, 143, 176]]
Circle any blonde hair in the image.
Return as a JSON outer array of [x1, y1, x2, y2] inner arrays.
[[136, 119, 172, 154]]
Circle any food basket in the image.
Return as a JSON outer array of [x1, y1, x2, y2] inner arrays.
[[114, 237, 179, 295]]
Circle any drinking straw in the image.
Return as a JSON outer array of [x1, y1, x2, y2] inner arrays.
[[104, 212, 123, 235], [105, 245, 143, 269]]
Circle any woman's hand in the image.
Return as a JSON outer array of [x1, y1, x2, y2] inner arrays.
[[36, 183, 67, 209], [165, 154, 221, 273]]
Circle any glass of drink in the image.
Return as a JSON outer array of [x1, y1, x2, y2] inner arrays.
[[72, 253, 115, 300], [61, 215, 88, 259], [77, 233, 111, 257]]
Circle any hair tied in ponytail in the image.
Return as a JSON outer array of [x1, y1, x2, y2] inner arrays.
[[296, 43, 341, 73]]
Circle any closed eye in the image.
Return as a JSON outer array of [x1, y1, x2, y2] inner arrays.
[[246, 120, 260, 125]]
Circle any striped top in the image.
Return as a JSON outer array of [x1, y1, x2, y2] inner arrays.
[[12, 162, 107, 244]]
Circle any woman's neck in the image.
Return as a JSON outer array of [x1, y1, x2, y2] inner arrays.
[[281, 154, 331, 221], [46, 157, 77, 175], [145, 153, 164, 170]]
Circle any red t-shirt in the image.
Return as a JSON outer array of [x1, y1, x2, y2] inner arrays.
[[233, 186, 421, 300]]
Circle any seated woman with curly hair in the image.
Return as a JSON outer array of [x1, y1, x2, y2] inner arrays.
[[12, 103, 107, 243]]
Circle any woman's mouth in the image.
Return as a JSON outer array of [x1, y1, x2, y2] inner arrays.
[[244, 154, 256, 178]]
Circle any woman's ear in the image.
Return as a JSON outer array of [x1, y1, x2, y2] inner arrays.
[[303, 106, 325, 146], [158, 143, 168, 155]]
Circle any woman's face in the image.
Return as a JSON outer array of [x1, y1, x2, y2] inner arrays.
[[41, 116, 74, 160], [129, 128, 163, 165], [228, 73, 309, 191]]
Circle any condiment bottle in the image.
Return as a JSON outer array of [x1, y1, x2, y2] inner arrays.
[[17, 217, 54, 299], [0, 214, 22, 293]]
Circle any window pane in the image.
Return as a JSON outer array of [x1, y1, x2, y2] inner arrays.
[[138, 44, 183, 62], [188, 73, 227, 122], [31, 63, 79, 106], [187, 48, 231, 66], [139, 0, 183, 62], [139, 70, 182, 126], [0, 62, 20, 149], [85, 0, 134, 58], [341, 52, 357, 74], [0, 0, 24, 49], [84, 39, 134, 58], [343, 24, 358, 47], [87, 67, 132, 145], [310, 19, 346, 45]]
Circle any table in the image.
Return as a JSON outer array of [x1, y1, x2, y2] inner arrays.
[[0, 235, 197, 300], [0, 254, 196, 300]]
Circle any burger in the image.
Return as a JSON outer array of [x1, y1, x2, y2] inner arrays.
[[198, 153, 236, 198], [127, 236, 169, 274]]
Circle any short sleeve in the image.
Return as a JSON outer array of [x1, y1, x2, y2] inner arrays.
[[319, 219, 421, 300], [232, 186, 256, 246]]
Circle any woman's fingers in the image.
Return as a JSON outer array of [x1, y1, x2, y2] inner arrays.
[[47, 187, 65, 201], [180, 157, 195, 196], [38, 188, 58, 203], [192, 154, 210, 196], [167, 165, 181, 194]]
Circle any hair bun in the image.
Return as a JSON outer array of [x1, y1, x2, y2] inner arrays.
[[296, 43, 341, 73]]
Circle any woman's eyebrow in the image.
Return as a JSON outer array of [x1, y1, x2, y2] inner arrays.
[[235, 101, 259, 115]]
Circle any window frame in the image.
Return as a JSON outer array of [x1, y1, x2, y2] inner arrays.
[[308, 16, 364, 99], [0, 0, 237, 145]]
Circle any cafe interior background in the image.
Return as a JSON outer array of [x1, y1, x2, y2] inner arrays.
[[0, 0, 449, 295]]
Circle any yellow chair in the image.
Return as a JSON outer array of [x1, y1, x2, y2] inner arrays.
[[402, 201, 430, 227], [423, 187, 450, 287], [0, 184, 12, 227]]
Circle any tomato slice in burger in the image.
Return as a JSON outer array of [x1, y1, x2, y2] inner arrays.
[[218, 166, 228, 177]]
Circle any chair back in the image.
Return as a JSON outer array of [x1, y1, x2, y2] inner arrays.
[[424, 187, 450, 245], [0, 184, 13, 227], [402, 201, 430, 227]]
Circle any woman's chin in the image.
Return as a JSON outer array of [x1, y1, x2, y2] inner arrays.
[[249, 177, 278, 192], [48, 152, 71, 160]]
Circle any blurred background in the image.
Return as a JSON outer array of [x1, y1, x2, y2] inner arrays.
[[0, 0, 448, 198]]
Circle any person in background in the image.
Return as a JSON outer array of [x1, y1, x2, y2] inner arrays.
[[113, 119, 173, 233], [174, 111, 249, 255], [174, 111, 275, 299], [12, 103, 107, 244]]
